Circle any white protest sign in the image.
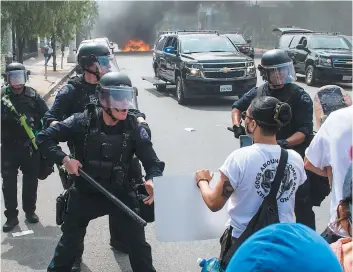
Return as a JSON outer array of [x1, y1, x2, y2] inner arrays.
[[154, 172, 229, 242]]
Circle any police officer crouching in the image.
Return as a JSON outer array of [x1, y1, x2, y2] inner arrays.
[[35, 71, 165, 272], [43, 42, 150, 260], [231, 49, 321, 230], [1, 62, 49, 232]]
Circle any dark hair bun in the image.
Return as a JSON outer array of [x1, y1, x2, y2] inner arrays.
[[274, 102, 292, 126]]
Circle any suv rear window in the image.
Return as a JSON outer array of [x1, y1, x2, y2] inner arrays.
[[180, 35, 236, 54], [277, 34, 294, 49]]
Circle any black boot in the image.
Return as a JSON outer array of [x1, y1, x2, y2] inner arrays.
[[25, 213, 39, 223], [71, 257, 82, 272], [110, 239, 129, 254], [3, 217, 19, 232]]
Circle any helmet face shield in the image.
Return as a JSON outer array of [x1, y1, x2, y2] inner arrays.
[[97, 56, 118, 74], [7, 70, 27, 86], [262, 62, 297, 86], [98, 86, 137, 110]]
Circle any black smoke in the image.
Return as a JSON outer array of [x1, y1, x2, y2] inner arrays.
[[92, 1, 199, 46]]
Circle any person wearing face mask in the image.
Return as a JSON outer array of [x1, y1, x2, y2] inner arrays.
[[35, 71, 165, 272], [196, 96, 307, 269], [230, 49, 319, 230], [1, 62, 49, 232], [43, 43, 150, 269]]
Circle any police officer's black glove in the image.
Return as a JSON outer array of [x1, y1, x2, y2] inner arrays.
[[233, 125, 246, 139], [277, 139, 289, 149]]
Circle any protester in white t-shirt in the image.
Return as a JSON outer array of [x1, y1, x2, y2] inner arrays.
[[304, 104, 353, 242], [195, 96, 307, 264]]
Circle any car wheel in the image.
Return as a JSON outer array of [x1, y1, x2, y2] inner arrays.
[[176, 76, 188, 105], [305, 65, 316, 86]]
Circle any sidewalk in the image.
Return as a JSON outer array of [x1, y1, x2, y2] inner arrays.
[[23, 49, 76, 100]]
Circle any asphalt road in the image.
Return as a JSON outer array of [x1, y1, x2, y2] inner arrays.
[[1, 53, 352, 272]]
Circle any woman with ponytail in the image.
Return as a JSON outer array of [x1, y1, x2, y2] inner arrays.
[[196, 96, 308, 269]]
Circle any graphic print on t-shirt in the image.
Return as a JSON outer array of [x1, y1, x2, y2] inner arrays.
[[89, 94, 98, 105], [254, 158, 298, 202]]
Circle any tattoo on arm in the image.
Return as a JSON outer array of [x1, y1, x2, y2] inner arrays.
[[221, 180, 234, 199]]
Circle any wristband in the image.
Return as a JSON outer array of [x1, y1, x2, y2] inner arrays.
[[197, 179, 209, 188]]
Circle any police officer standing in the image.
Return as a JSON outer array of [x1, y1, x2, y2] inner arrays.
[[42, 42, 150, 270], [1, 62, 49, 232], [44, 42, 121, 129], [36, 72, 164, 272], [231, 49, 316, 229]]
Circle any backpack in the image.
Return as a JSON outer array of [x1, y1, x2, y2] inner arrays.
[[220, 149, 288, 269]]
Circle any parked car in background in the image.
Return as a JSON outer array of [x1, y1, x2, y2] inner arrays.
[[274, 27, 352, 86], [145, 30, 256, 105]]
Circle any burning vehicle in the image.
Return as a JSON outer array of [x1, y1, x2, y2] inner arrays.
[[120, 40, 151, 52]]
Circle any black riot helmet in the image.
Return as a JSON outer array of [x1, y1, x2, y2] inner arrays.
[[5, 62, 28, 90], [77, 42, 116, 80], [257, 49, 296, 87], [96, 72, 137, 121]]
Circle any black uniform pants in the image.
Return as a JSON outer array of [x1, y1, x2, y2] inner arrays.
[[58, 141, 127, 249], [1, 142, 39, 219], [47, 187, 155, 272], [57, 165, 127, 258], [295, 179, 316, 230]]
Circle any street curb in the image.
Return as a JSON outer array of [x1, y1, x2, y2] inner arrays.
[[42, 66, 76, 102]]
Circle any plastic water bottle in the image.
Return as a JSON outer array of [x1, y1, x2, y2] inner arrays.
[[197, 257, 224, 272]]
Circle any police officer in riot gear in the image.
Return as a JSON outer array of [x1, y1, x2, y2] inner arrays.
[[231, 49, 317, 229], [1, 62, 49, 232], [36, 71, 164, 272], [42, 42, 150, 269], [43, 42, 121, 129]]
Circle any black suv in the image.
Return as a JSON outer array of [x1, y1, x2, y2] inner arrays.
[[274, 27, 352, 86], [151, 30, 257, 104], [222, 33, 254, 59]]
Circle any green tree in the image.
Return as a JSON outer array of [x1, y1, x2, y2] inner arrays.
[[77, 1, 99, 41], [37, 0, 98, 71], [1, 1, 45, 63]]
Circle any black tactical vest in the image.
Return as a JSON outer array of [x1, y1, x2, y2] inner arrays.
[[67, 76, 98, 114], [82, 109, 134, 191], [2, 86, 42, 142]]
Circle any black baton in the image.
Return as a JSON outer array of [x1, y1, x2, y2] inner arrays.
[[78, 168, 147, 227]]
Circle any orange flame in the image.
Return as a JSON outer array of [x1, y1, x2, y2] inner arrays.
[[122, 40, 151, 52]]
